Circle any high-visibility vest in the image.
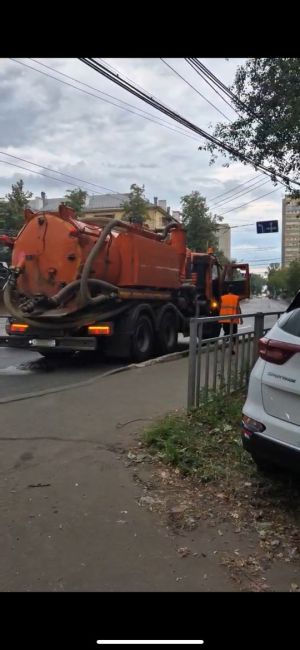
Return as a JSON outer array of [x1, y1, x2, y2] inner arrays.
[[219, 293, 241, 324]]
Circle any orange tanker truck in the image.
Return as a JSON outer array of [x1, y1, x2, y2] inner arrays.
[[0, 204, 249, 361]]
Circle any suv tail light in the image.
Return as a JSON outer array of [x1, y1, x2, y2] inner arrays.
[[242, 414, 265, 438], [258, 337, 300, 365]]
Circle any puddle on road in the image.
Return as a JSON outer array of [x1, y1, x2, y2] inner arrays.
[[0, 354, 117, 375], [0, 357, 61, 375], [0, 365, 33, 375]]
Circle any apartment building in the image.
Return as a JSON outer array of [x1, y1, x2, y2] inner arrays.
[[282, 196, 300, 266]]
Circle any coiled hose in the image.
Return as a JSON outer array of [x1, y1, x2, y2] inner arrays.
[[4, 278, 132, 330], [4, 219, 131, 329], [79, 219, 130, 307], [4, 218, 180, 329]]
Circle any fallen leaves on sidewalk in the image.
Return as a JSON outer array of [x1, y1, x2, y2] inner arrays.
[[177, 547, 191, 558], [125, 442, 300, 591]]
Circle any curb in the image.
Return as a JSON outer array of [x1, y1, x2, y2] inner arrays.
[[0, 348, 189, 405]]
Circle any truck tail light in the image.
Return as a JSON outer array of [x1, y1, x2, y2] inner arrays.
[[87, 324, 112, 336], [9, 323, 29, 334], [258, 337, 300, 365]]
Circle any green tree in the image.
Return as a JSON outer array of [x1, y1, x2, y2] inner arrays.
[[0, 202, 11, 265], [2, 179, 33, 232], [122, 184, 150, 225], [0, 200, 7, 229], [181, 191, 223, 252], [215, 250, 232, 266], [267, 264, 287, 298], [286, 260, 300, 297], [64, 188, 87, 217], [250, 273, 265, 296], [202, 59, 300, 190]]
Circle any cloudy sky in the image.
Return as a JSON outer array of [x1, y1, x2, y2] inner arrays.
[[0, 58, 283, 274]]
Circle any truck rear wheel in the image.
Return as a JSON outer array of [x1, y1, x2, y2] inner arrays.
[[131, 313, 154, 363], [156, 306, 178, 355]]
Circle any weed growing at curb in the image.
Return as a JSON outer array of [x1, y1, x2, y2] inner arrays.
[[144, 391, 252, 482]]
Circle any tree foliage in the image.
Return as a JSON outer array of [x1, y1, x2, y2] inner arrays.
[[286, 260, 300, 296], [266, 261, 300, 298], [267, 264, 287, 297], [180, 191, 223, 252], [215, 249, 230, 266], [122, 184, 150, 225], [203, 59, 300, 190], [0, 180, 33, 264], [64, 188, 87, 217], [250, 273, 265, 296], [0, 179, 33, 232]]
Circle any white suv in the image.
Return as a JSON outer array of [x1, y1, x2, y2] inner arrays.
[[242, 302, 300, 472]]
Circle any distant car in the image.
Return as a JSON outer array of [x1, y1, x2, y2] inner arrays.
[[242, 295, 300, 472]]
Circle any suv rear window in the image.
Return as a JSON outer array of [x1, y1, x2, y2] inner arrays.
[[278, 308, 300, 338]]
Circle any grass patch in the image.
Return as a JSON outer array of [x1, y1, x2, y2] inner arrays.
[[144, 391, 252, 482]]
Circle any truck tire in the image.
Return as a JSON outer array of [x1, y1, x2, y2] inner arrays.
[[131, 313, 154, 363], [156, 305, 178, 355]]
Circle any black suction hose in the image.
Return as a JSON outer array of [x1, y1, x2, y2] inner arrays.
[[4, 279, 132, 331], [160, 221, 185, 240], [50, 278, 118, 307], [80, 219, 130, 307]]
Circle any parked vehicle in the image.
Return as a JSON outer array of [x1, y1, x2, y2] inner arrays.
[[242, 294, 300, 472], [0, 204, 249, 361]]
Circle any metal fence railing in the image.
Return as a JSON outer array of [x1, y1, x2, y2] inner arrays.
[[187, 311, 283, 410]]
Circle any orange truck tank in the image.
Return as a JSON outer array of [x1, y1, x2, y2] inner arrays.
[[12, 204, 182, 301]]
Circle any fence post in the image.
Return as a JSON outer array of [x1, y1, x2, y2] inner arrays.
[[187, 319, 198, 410], [252, 312, 264, 367]]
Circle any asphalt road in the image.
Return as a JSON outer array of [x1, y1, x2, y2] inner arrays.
[[236, 295, 287, 332], [0, 296, 287, 401]]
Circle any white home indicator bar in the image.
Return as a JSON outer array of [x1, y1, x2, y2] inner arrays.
[[97, 642, 204, 645]]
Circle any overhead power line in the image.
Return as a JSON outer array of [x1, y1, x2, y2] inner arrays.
[[188, 59, 261, 121], [227, 223, 256, 229], [210, 178, 270, 210], [97, 58, 176, 113], [218, 187, 281, 216], [10, 59, 201, 145], [0, 158, 108, 191], [243, 258, 281, 263], [0, 150, 121, 195], [160, 58, 232, 121], [208, 174, 265, 202], [29, 58, 199, 138], [78, 57, 300, 189], [185, 59, 239, 116]]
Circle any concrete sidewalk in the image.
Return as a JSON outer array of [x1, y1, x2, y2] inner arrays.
[[0, 356, 238, 592]]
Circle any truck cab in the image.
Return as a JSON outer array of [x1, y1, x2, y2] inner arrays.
[[222, 263, 250, 300]]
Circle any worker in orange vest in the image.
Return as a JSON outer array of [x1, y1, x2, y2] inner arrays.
[[219, 284, 243, 353]]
